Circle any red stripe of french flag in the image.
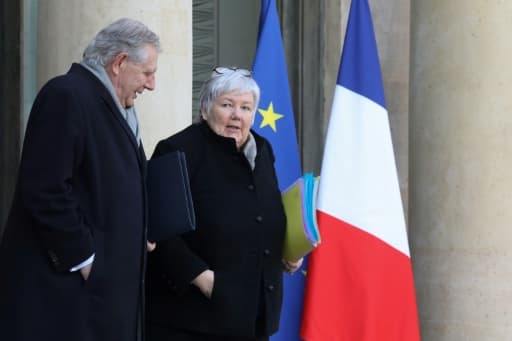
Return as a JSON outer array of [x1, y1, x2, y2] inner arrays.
[[305, 211, 419, 340]]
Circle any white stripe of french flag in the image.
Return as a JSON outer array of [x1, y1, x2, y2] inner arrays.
[[300, 0, 420, 340]]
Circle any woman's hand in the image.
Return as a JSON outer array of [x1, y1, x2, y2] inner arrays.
[[192, 269, 215, 299], [147, 241, 156, 252], [282, 257, 303, 274]]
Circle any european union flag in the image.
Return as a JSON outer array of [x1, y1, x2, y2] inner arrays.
[[252, 0, 301, 192], [251, 1, 304, 340]]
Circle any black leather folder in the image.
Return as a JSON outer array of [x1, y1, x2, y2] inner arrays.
[[146, 150, 196, 242]]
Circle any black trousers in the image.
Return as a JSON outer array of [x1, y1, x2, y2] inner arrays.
[[146, 324, 269, 341]]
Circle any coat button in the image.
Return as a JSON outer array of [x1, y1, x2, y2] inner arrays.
[[267, 284, 275, 292], [248, 184, 255, 191], [48, 251, 59, 265], [255, 215, 263, 223], [263, 249, 270, 256]]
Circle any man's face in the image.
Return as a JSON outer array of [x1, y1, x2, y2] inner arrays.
[[115, 44, 158, 108]]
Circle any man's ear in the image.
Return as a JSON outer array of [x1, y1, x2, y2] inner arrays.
[[111, 53, 128, 76]]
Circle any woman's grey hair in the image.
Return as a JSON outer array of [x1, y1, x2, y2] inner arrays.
[[198, 67, 260, 120], [82, 18, 161, 67]]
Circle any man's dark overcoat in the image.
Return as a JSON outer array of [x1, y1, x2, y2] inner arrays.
[[0, 64, 147, 341], [146, 122, 286, 339]]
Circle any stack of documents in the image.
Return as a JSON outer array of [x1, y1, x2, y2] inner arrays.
[[281, 173, 321, 261]]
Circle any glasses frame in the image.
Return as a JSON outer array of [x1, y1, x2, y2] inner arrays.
[[212, 66, 252, 78]]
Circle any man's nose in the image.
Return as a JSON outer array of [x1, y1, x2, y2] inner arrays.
[[145, 74, 156, 91]]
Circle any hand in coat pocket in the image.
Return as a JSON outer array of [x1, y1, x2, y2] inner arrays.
[[192, 269, 215, 299]]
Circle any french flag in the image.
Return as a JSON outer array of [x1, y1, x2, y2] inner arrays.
[[300, 0, 420, 340]]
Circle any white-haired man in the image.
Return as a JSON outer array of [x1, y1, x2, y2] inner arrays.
[[0, 18, 161, 341]]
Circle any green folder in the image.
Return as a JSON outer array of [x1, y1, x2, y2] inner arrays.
[[282, 173, 321, 261]]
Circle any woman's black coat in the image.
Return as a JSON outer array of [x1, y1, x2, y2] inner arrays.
[[146, 122, 286, 338], [0, 64, 147, 341]]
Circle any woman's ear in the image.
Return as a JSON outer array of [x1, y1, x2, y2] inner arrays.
[[201, 110, 208, 121]]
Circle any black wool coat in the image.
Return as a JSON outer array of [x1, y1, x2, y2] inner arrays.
[[0, 64, 147, 341], [146, 122, 287, 339]]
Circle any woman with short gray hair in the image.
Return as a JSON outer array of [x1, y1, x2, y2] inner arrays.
[[146, 67, 303, 341]]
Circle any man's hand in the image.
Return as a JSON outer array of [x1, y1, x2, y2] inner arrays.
[[80, 263, 93, 280]]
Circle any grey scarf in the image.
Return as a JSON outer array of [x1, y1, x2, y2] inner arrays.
[[80, 61, 141, 144], [242, 132, 257, 170]]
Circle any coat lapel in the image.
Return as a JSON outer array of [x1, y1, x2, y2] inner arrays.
[[73, 64, 146, 169], [100, 94, 140, 151]]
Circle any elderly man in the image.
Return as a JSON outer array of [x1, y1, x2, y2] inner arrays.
[[0, 18, 160, 341]]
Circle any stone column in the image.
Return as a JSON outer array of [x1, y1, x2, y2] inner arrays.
[[0, 1, 21, 236], [410, 2, 512, 339], [37, 0, 192, 155]]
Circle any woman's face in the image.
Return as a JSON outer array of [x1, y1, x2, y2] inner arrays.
[[202, 91, 256, 149]]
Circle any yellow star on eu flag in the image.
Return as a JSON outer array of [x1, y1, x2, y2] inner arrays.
[[258, 102, 283, 132]]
